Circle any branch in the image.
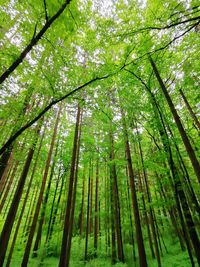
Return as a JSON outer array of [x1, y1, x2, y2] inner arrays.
[[0, 74, 112, 155], [124, 68, 150, 91], [69, 8, 78, 28], [120, 15, 200, 37], [169, 5, 200, 19], [43, 0, 48, 22], [0, 0, 72, 84], [31, 22, 38, 40], [44, 37, 68, 65], [123, 21, 199, 68]]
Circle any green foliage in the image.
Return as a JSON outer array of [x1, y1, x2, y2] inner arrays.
[[0, 1, 199, 267]]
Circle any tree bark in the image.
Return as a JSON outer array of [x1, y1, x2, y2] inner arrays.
[[94, 160, 99, 257], [85, 163, 91, 261], [150, 56, 200, 183], [5, 128, 45, 267], [65, 109, 82, 267], [179, 88, 200, 131], [109, 129, 125, 263], [121, 109, 147, 267], [0, 124, 41, 266], [21, 108, 61, 267], [59, 105, 81, 267]]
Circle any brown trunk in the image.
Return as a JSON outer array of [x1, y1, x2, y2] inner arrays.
[[145, 84, 197, 262], [155, 173, 185, 251], [85, 163, 91, 261], [179, 88, 200, 131], [21, 108, 61, 267], [104, 164, 110, 254], [5, 128, 45, 267], [150, 57, 200, 183], [0, 152, 13, 194], [46, 168, 65, 245], [138, 172, 155, 259], [0, 88, 33, 181], [89, 171, 93, 234], [65, 110, 82, 267], [167, 125, 200, 215], [110, 172, 117, 265], [121, 110, 147, 267], [109, 129, 124, 263], [0, 125, 41, 266], [59, 105, 81, 267], [45, 162, 63, 244], [0, 147, 13, 181], [138, 134, 161, 267], [0, 160, 19, 213], [79, 175, 85, 237], [22, 185, 39, 241], [32, 139, 58, 257], [94, 160, 99, 257], [125, 168, 136, 262]]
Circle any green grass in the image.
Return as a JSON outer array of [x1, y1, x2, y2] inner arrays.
[[6, 234, 194, 267]]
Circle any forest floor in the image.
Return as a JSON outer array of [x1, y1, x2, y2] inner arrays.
[[7, 235, 194, 267]]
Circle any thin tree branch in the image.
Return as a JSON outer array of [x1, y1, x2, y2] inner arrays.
[[0, 0, 72, 84], [121, 15, 200, 37], [69, 8, 78, 28], [31, 22, 38, 40], [0, 73, 113, 155], [123, 21, 199, 68], [43, 0, 48, 22]]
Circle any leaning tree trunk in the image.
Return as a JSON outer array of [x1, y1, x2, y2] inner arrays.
[[0, 88, 33, 181], [0, 123, 41, 266], [179, 88, 200, 131], [5, 127, 45, 267], [150, 56, 200, 183], [21, 108, 61, 267]]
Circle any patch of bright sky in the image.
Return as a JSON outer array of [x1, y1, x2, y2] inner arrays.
[[5, 23, 22, 47], [90, 0, 117, 18], [0, 76, 21, 105], [138, 0, 147, 9], [1, 0, 18, 19]]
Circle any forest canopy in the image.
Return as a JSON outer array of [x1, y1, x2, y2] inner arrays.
[[0, 0, 200, 267]]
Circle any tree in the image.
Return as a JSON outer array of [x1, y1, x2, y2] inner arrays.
[[0, 1, 199, 267]]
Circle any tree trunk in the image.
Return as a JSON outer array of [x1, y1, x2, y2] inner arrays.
[[59, 105, 81, 267], [150, 56, 200, 183], [85, 163, 91, 261], [0, 124, 41, 266], [21, 108, 61, 267], [179, 88, 200, 131], [109, 128, 125, 263], [79, 175, 85, 237], [5, 128, 45, 267], [65, 109, 82, 267], [0, 88, 33, 181], [137, 133, 161, 267], [94, 160, 99, 257], [121, 109, 148, 267]]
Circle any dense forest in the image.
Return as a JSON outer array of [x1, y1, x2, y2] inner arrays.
[[0, 0, 200, 266]]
